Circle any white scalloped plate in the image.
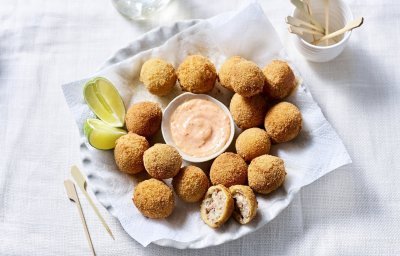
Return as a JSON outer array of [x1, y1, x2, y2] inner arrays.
[[62, 4, 351, 249]]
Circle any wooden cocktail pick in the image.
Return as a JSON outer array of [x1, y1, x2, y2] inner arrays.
[[286, 16, 325, 33], [290, 0, 325, 31], [64, 180, 96, 256], [301, 0, 316, 41], [313, 17, 364, 45], [302, 0, 313, 17], [71, 166, 115, 240], [288, 25, 324, 36], [324, 0, 330, 45]]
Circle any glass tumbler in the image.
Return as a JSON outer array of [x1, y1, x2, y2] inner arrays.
[[112, 0, 171, 20]]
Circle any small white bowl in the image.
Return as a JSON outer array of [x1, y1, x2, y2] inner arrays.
[[161, 92, 235, 163], [292, 0, 353, 62]]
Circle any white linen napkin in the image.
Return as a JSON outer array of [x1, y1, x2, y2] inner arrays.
[[62, 3, 351, 249]]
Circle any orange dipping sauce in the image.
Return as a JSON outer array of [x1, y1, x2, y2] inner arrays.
[[170, 99, 231, 157]]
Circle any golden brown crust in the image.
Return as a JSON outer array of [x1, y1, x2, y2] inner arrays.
[[218, 56, 243, 91], [172, 166, 210, 203], [177, 55, 217, 93], [143, 144, 182, 179], [133, 179, 175, 219], [114, 133, 149, 174], [200, 185, 234, 228], [264, 102, 302, 144], [218, 56, 264, 97], [230, 93, 267, 129], [248, 155, 286, 194], [140, 58, 177, 96], [125, 101, 162, 138], [235, 128, 271, 162], [263, 60, 296, 99], [229, 185, 258, 224], [210, 152, 248, 187]]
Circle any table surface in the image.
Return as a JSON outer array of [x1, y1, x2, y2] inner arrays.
[[1, 0, 399, 255]]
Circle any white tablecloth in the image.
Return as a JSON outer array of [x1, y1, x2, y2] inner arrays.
[[1, 0, 399, 255]]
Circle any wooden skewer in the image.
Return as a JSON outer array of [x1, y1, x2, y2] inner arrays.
[[64, 180, 96, 256], [286, 16, 325, 33], [324, 0, 330, 45], [288, 25, 325, 36], [290, 0, 325, 31], [300, 0, 316, 41], [312, 17, 364, 45], [71, 166, 115, 240], [303, 0, 313, 17]]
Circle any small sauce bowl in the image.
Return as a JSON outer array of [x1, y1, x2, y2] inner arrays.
[[161, 92, 235, 163]]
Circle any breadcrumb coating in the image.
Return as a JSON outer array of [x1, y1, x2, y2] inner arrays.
[[236, 128, 271, 162], [230, 93, 267, 129], [218, 56, 264, 97], [143, 144, 182, 179], [229, 185, 258, 224], [133, 178, 174, 219], [172, 166, 210, 203], [200, 184, 234, 228], [263, 60, 296, 99], [210, 152, 248, 187], [248, 155, 286, 194], [177, 55, 217, 93], [125, 101, 162, 138], [114, 133, 149, 174], [264, 102, 302, 144], [140, 58, 177, 96], [218, 56, 243, 91]]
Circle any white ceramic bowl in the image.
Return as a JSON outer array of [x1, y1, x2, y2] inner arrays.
[[292, 0, 353, 62], [161, 92, 235, 163]]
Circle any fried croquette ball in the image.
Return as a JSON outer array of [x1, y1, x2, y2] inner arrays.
[[114, 133, 149, 174], [200, 185, 234, 228], [218, 56, 243, 91], [263, 60, 296, 99], [172, 166, 210, 203], [210, 152, 247, 187], [143, 144, 182, 179], [218, 56, 264, 97], [140, 58, 177, 96], [236, 128, 271, 162], [248, 155, 286, 194], [230, 93, 267, 129], [264, 102, 302, 143], [125, 101, 162, 137], [177, 55, 217, 93], [133, 179, 174, 219], [229, 185, 258, 224]]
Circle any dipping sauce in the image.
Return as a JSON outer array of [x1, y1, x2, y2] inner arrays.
[[170, 99, 231, 157]]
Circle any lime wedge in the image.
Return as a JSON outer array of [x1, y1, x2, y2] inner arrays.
[[83, 77, 125, 127], [84, 119, 127, 150]]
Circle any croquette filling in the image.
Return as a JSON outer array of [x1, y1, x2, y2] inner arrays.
[[233, 192, 250, 221], [203, 189, 226, 223]]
